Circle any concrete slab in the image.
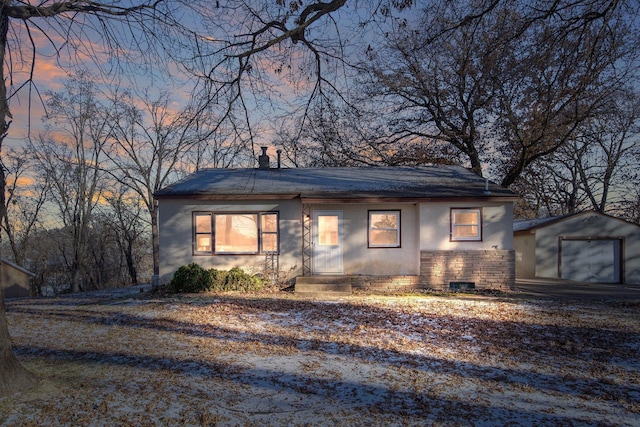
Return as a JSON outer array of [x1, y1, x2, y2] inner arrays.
[[515, 278, 640, 301]]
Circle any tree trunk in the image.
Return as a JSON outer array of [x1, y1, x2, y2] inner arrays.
[[71, 265, 82, 293], [125, 240, 139, 287], [0, 3, 36, 396], [0, 171, 37, 396], [0, 291, 37, 397]]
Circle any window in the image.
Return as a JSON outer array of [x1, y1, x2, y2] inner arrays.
[[369, 210, 400, 248], [451, 208, 482, 241], [215, 214, 258, 253], [318, 214, 339, 246], [194, 213, 212, 254], [261, 213, 279, 253], [193, 211, 279, 255]]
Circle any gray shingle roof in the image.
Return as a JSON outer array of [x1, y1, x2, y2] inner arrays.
[[513, 210, 640, 232], [513, 216, 566, 232], [154, 166, 517, 200]]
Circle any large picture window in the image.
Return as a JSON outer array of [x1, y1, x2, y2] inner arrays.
[[193, 211, 279, 255], [215, 214, 259, 253], [451, 208, 482, 241], [369, 210, 400, 248]]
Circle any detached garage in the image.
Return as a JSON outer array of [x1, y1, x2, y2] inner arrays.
[[2, 258, 35, 299], [514, 211, 640, 284]]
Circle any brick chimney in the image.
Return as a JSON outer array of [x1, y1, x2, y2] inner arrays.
[[258, 146, 270, 169]]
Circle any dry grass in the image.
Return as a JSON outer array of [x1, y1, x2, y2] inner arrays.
[[2, 289, 639, 426]]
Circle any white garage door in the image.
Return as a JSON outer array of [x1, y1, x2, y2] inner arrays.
[[561, 239, 621, 283]]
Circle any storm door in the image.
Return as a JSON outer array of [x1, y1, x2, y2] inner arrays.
[[312, 211, 343, 274]]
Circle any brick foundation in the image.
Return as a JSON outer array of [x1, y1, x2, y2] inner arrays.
[[340, 250, 515, 292], [420, 250, 515, 290], [349, 275, 422, 292]]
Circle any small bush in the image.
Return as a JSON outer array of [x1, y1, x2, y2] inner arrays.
[[209, 266, 265, 292], [169, 263, 212, 293]]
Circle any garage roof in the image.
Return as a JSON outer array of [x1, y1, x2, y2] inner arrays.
[[513, 215, 571, 232], [514, 210, 640, 233], [154, 165, 517, 201]]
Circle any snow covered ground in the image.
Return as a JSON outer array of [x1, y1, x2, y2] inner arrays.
[[2, 288, 639, 426]]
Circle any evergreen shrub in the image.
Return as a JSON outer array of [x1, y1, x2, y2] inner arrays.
[[209, 266, 265, 292], [169, 264, 265, 293], [169, 263, 212, 293]]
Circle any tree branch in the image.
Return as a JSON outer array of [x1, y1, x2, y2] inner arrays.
[[7, 0, 164, 19]]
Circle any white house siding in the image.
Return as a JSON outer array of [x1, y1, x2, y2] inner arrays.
[[159, 200, 422, 281], [418, 202, 516, 289], [158, 198, 517, 288], [418, 202, 514, 251], [533, 212, 640, 284], [312, 203, 420, 276], [158, 199, 303, 283]]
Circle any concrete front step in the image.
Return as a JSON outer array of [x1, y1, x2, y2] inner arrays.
[[294, 276, 352, 297], [296, 291, 352, 298], [295, 275, 349, 285]]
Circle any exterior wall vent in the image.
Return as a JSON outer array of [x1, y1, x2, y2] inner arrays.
[[449, 281, 476, 291]]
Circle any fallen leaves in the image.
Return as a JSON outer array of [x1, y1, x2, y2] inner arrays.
[[2, 291, 639, 426]]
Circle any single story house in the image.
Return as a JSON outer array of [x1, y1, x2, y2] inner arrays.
[[514, 211, 640, 284], [2, 258, 35, 299], [155, 148, 518, 294]]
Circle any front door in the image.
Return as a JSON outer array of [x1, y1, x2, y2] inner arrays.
[[312, 211, 343, 274]]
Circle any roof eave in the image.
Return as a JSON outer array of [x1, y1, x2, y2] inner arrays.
[[155, 193, 518, 203], [301, 195, 519, 204], [154, 194, 300, 201]]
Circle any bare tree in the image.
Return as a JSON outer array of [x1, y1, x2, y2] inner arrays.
[[85, 210, 135, 290], [360, 1, 638, 186], [512, 144, 591, 218], [181, 119, 252, 171], [30, 73, 110, 293], [178, 0, 394, 156], [275, 99, 374, 167], [624, 190, 640, 224], [1, 147, 49, 267], [0, 145, 36, 393], [361, 4, 507, 175], [493, 5, 636, 188], [575, 94, 640, 213], [103, 186, 151, 287], [513, 88, 640, 217], [104, 90, 227, 285]]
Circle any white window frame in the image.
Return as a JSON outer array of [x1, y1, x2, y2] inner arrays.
[[368, 210, 401, 248], [450, 208, 482, 241]]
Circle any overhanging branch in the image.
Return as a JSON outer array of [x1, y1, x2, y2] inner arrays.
[[7, 0, 164, 20], [231, 0, 347, 59]]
